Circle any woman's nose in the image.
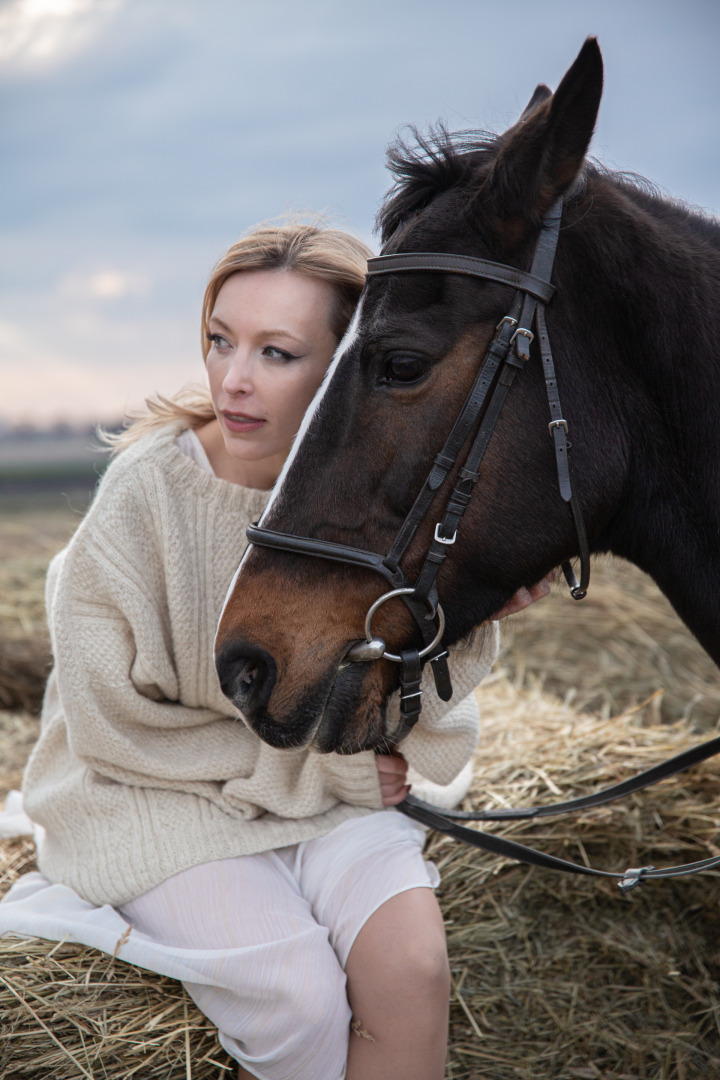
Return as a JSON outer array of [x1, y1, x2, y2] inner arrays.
[[222, 355, 254, 396]]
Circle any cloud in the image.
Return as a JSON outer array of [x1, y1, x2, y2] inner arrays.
[[0, 315, 202, 424], [58, 269, 152, 300], [0, 0, 121, 69]]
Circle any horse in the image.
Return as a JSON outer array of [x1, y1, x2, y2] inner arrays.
[[215, 38, 720, 757]]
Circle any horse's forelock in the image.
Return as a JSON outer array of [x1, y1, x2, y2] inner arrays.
[[376, 126, 498, 244]]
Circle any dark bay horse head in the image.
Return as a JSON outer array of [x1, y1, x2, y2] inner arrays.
[[216, 37, 720, 752]]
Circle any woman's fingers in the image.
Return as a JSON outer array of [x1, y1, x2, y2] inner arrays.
[[492, 572, 553, 620], [375, 751, 410, 805]]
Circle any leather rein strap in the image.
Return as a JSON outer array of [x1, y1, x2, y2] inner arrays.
[[244, 200, 720, 890], [401, 733, 720, 893]]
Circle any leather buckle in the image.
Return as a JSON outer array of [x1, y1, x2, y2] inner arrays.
[[434, 523, 457, 545], [618, 866, 655, 894], [510, 326, 534, 345]]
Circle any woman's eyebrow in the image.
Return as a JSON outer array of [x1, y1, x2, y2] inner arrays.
[[208, 314, 307, 347], [207, 316, 233, 334]]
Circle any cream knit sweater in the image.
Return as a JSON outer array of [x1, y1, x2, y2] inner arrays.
[[22, 424, 499, 907]]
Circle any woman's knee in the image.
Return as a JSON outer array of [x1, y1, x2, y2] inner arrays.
[[346, 887, 450, 1007], [381, 923, 450, 999]]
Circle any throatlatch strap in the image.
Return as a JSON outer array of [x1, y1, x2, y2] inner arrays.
[[536, 302, 590, 599]]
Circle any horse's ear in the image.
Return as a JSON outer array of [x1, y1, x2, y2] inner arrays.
[[519, 83, 552, 120], [482, 38, 604, 227]]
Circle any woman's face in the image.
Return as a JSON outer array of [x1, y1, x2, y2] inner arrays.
[[205, 269, 339, 488]]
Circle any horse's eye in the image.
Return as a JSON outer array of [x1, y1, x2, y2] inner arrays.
[[383, 355, 426, 384]]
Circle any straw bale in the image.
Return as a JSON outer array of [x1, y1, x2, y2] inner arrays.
[[0, 711, 40, 801], [2, 690, 720, 1078]]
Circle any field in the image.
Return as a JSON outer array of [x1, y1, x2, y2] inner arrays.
[[1, 497, 720, 1078]]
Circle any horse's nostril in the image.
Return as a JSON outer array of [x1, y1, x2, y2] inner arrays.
[[240, 662, 259, 688], [215, 644, 277, 717]]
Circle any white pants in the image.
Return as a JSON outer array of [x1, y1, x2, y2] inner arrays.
[[119, 811, 439, 1080]]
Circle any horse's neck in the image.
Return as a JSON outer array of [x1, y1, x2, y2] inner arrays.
[[591, 195, 720, 666], [622, 535, 720, 668]]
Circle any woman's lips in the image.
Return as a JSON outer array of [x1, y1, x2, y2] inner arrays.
[[222, 411, 266, 433]]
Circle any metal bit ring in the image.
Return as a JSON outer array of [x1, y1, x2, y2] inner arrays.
[[364, 587, 446, 663]]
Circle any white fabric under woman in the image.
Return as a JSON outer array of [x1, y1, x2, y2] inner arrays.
[[0, 810, 438, 1080]]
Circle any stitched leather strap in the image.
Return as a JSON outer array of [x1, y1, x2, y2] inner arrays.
[[399, 649, 423, 727], [405, 734, 720, 822], [398, 733, 720, 890], [367, 253, 556, 304], [246, 525, 409, 589], [398, 796, 720, 893], [382, 307, 522, 576]]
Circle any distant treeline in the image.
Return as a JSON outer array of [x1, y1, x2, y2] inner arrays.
[[0, 419, 124, 441], [0, 421, 124, 501]]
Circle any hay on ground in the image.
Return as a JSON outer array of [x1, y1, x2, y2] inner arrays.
[[0, 505, 79, 714], [2, 507, 720, 1077], [2, 685, 720, 1079], [504, 557, 720, 728]]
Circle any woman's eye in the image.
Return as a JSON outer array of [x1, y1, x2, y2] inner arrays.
[[263, 345, 298, 361], [383, 355, 426, 384], [208, 333, 231, 351]]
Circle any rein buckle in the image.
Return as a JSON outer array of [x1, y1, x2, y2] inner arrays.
[[618, 865, 655, 894]]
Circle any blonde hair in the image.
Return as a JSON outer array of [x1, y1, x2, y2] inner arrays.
[[105, 218, 372, 450]]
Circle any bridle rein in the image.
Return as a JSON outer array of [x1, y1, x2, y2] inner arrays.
[[244, 198, 720, 893]]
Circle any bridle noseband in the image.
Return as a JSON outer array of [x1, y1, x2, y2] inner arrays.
[[247, 197, 590, 736]]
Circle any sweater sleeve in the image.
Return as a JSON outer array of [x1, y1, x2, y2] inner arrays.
[[30, 468, 382, 825], [390, 622, 500, 785]]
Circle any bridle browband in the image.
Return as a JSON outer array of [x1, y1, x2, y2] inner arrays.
[[244, 199, 720, 890]]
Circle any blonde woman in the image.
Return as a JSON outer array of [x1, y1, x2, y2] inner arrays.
[[1, 219, 546, 1079]]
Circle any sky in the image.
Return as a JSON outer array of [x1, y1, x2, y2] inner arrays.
[[1, 0, 719, 426]]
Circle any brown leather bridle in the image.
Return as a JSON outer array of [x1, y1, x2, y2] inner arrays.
[[243, 198, 720, 891], [247, 199, 589, 732]]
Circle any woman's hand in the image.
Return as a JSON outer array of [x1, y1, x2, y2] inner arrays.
[[375, 751, 410, 806], [491, 573, 553, 620]]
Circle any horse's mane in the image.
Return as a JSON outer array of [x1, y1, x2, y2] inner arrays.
[[376, 125, 498, 243], [377, 125, 720, 246]]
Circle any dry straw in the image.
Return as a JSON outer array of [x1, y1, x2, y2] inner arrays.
[[1, 510, 720, 1078], [2, 689, 720, 1079]]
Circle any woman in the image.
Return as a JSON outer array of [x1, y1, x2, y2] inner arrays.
[[1, 219, 546, 1080]]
